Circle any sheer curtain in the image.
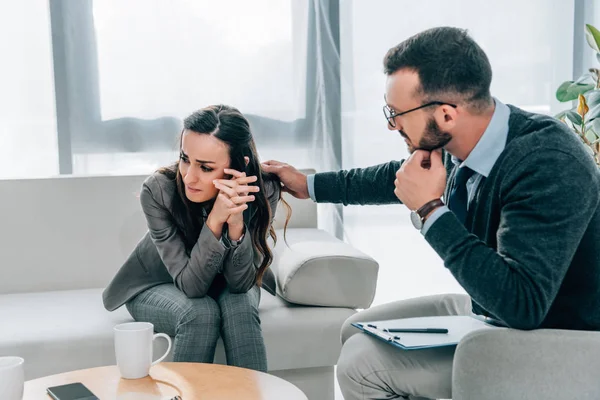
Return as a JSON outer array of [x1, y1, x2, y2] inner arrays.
[[340, 0, 576, 306], [0, 0, 57, 179]]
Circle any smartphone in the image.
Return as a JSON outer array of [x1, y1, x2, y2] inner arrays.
[[46, 382, 99, 400]]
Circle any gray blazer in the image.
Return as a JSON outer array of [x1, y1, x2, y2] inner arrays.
[[103, 172, 279, 311]]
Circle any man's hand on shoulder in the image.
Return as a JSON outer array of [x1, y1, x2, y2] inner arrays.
[[261, 160, 309, 199]]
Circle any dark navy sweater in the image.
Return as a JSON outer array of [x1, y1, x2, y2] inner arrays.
[[314, 105, 600, 330]]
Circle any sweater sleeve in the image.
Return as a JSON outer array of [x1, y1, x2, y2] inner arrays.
[[313, 161, 403, 205], [424, 149, 600, 330]]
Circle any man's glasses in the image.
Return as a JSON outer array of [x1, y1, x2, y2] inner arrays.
[[383, 96, 457, 128]]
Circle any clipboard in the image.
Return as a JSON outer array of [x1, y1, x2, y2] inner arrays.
[[352, 315, 501, 350]]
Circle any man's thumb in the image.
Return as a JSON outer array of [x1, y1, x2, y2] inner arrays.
[[430, 149, 443, 166], [261, 163, 274, 172]]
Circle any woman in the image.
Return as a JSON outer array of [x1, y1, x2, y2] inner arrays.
[[103, 105, 287, 372]]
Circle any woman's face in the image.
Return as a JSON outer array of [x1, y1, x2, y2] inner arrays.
[[179, 130, 230, 203]]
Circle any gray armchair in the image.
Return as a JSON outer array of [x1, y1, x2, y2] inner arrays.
[[452, 328, 600, 399]]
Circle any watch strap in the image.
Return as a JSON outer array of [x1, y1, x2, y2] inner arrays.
[[416, 199, 445, 221]]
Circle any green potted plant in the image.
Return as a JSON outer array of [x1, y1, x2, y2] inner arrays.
[[556, 24, 600, 166]]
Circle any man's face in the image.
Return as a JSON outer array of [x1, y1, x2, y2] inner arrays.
[[384, 69, 451, 153]]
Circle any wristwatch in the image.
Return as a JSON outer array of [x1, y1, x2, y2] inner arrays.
[[410, 199, 445, 230]]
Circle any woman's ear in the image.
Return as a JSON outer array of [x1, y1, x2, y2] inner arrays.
[[244, 156, 250, 166]]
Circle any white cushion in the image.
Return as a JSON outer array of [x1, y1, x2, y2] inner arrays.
[[272, 229, 379, 309], [0, 288, 355, 379], [272, 171, 317, 230]]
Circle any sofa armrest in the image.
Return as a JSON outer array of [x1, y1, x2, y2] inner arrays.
[[452, 328, 600, 400], [271, 228, 379, 309]]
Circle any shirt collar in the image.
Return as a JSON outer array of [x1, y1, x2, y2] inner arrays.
[[451, 98, 510, 177]]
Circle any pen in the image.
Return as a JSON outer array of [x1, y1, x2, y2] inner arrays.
[[383, 328, 448, 334]]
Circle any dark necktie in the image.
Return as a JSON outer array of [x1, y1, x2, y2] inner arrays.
[[448, 166, 475, 225]]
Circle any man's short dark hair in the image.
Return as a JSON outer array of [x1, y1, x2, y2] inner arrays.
[[384, 27, 493, 112]]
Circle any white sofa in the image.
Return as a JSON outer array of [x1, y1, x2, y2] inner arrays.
[[0, 172, 379, 400]]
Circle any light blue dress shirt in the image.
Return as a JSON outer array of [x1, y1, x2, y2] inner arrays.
[[307, 173, 317, 201], [421, 99, 510, 234], [306, 99, 510, 234]]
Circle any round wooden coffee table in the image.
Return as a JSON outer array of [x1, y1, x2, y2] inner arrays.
[[23, 362, 307, 399]]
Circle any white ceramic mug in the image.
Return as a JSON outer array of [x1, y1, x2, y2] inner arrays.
[[0, 356, 24, 400], [114, 322, 172, 379]]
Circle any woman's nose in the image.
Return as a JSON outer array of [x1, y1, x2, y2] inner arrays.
[[183, 169, 198, 185]]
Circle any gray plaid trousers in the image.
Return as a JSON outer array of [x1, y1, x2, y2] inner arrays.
[[126, 283, 267, 371]]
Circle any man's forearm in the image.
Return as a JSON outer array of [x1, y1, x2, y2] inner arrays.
[[311, 161, 403, 205]]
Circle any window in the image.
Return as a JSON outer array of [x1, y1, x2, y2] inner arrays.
[[53, 0, 311, 176], [94, 0, 301, 122]]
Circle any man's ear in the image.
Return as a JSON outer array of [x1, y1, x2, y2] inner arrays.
[[244, 156, 250, 166], [438, 104, 458, 130]]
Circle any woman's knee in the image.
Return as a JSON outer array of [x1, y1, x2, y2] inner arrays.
[[218, 288, 260, 324], [178, 296, 221, 329]]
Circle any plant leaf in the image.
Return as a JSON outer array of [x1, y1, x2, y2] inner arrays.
[[556, 81, 595, 102], [566, 110, 583, 125], [578, 94, 590, 117], [585, 129, 598, 142], [586, 90, 600, 107], [587, 104, 600, 121], [597, 52, 600, 64], [556, 108, 578, 129], [555, 110, 569, 120], [588, 119, 600, 137], [585, 24, 600, 52], [575, 73, 594, 84]]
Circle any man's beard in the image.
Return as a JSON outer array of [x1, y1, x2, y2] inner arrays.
[[402, 117, 452, 154]]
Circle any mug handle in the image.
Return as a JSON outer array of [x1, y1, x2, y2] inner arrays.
[[151, 333, 172, 366]]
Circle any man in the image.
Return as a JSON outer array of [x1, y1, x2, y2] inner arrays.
[[262, 27, 600, 399]]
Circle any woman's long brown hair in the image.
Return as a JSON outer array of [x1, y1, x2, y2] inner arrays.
[[158, 105, 290, 286]]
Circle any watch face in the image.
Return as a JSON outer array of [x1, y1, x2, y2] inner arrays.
[[410, 210, 423, 230]]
